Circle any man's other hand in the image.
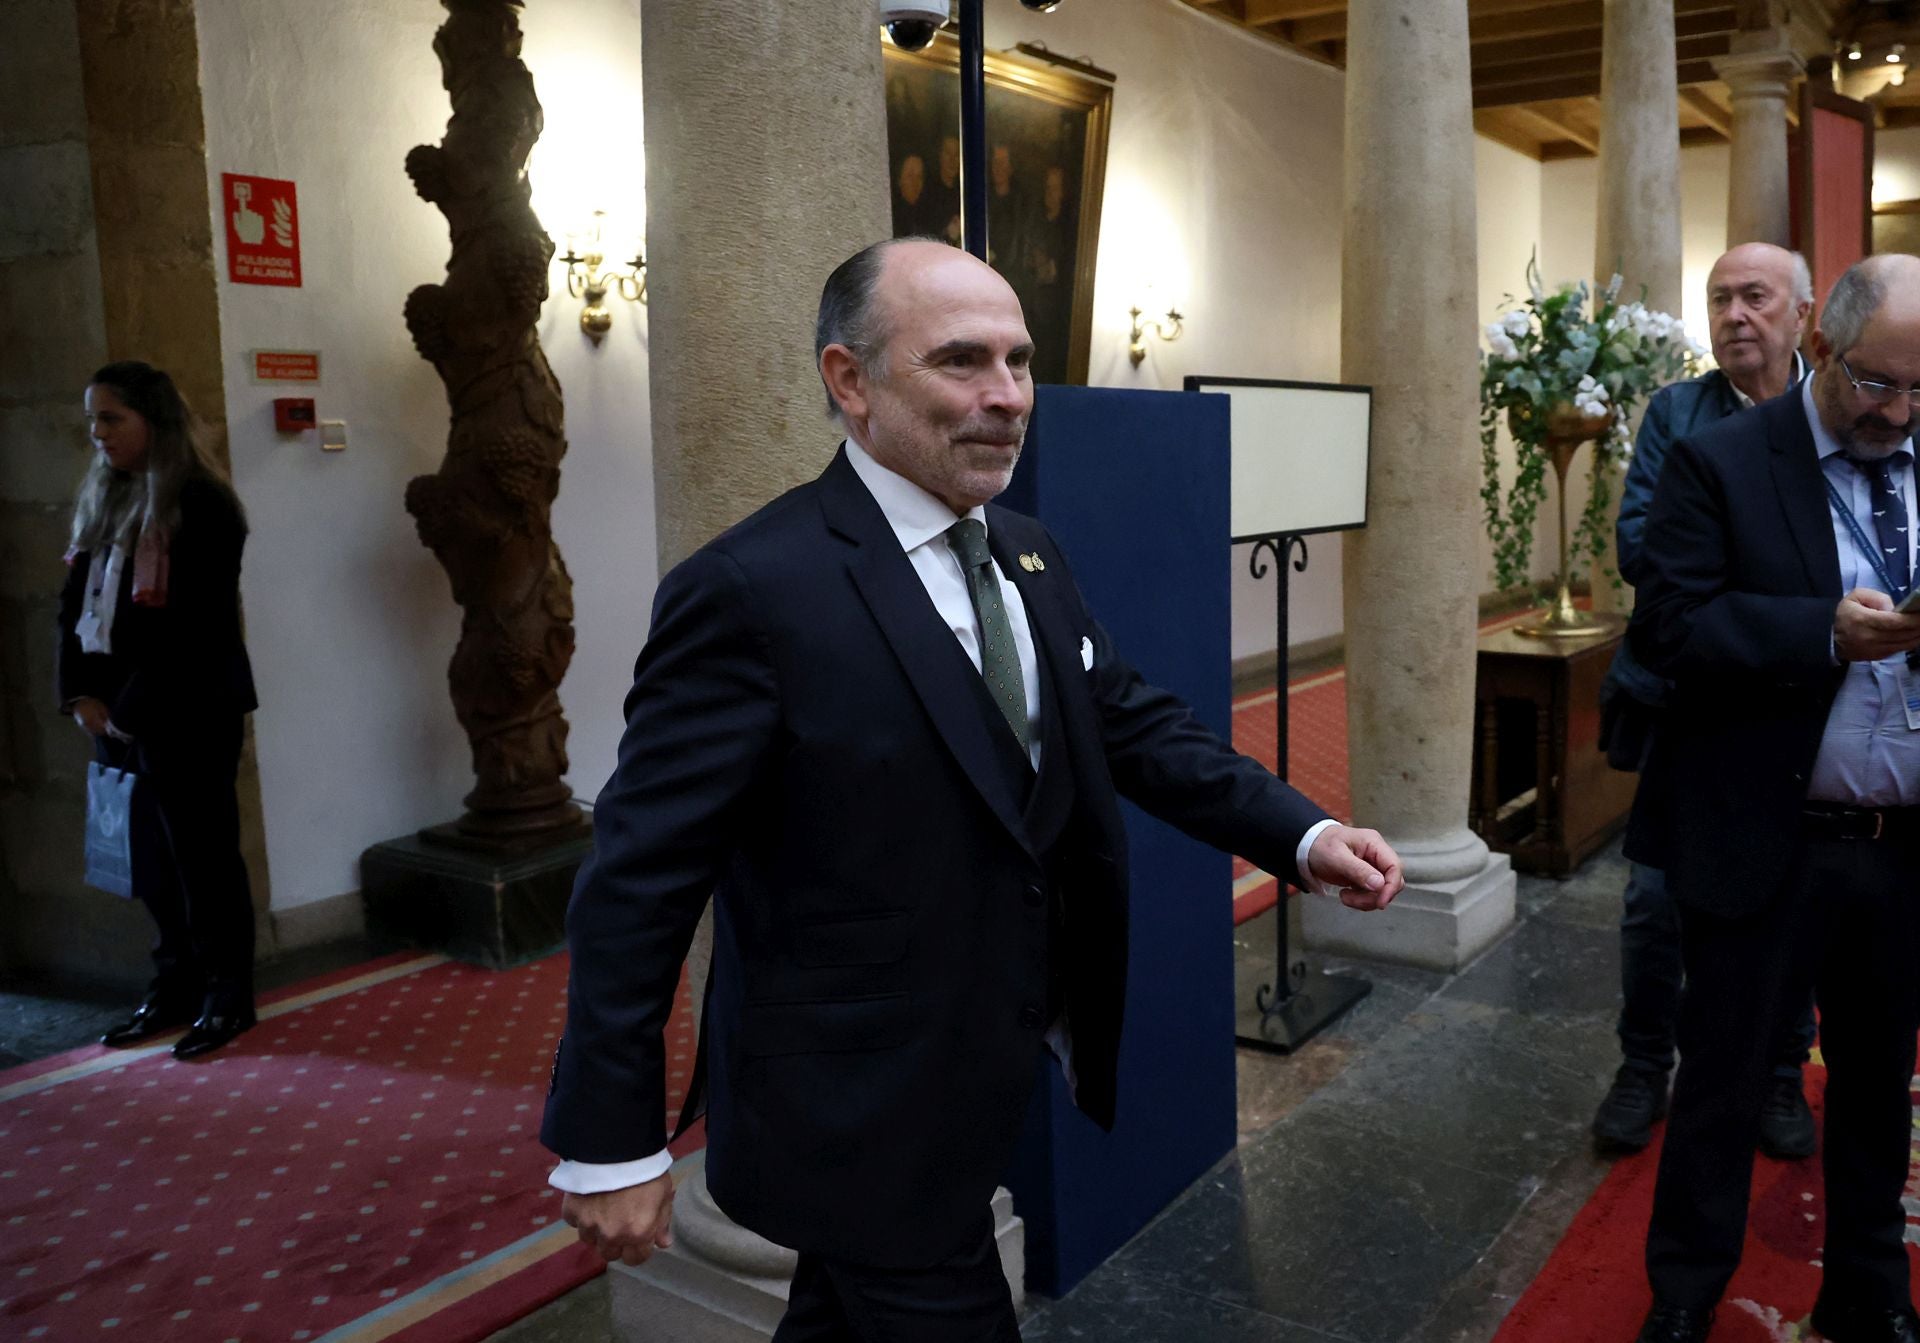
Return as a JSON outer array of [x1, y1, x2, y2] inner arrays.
[[72, 696, 111, 737], [1307, 825, 1405, 911], [1834, 588, 1920, 663], [561, 1173, 675, 1267]]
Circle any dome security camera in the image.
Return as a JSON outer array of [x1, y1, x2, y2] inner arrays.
[[879, 0, 949, 52], [1019, 0, 1063, 10]]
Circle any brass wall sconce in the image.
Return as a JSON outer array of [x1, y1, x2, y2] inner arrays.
[[1128, 304, 1184, 367], [557, 210, 646, 343]]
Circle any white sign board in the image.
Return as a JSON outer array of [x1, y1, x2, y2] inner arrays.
[[1185, 378, 1372, 541]]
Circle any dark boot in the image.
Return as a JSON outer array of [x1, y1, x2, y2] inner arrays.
[[1594, 1064, 1669, 1153]]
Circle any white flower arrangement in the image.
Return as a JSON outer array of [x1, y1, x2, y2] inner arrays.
[[1479, 258, 1700, 594]]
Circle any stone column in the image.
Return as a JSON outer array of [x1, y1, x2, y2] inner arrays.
[[612, 6, 1023, 1338], [1304, 0, 1515, 972], [643, 0, 890, 570], [1590, 0, 1683, 613], [1714, 32, 1803, 248]]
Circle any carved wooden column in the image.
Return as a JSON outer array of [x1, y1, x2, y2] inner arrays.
[[402, 0, 584, 844]]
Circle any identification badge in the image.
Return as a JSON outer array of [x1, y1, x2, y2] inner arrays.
[[1903, 662, 1920, 732]]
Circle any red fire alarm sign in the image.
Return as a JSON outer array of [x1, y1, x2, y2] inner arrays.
[[222, 173, 301, 287]]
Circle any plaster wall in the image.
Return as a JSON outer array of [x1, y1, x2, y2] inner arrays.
[[983, 0, 1350, 660], [193, 0, 654, 913]]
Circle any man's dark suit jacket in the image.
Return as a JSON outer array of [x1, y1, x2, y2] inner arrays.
[[541, 447, 1327, 1268], [1626, 390, 1848, 918]]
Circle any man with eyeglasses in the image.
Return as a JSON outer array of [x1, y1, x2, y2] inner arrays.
[[1593, 243, 1818, 1160], [1629, 253, 1920, 1343]]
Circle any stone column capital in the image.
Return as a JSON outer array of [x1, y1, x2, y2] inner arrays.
[[1712, 46, 1805, 101]]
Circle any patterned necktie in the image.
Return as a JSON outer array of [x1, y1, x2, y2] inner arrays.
[[1849, 453, 1913, 601], [946, 519, 1030, 752]]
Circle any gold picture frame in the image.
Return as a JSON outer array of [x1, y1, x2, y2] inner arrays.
[[882, 34, 1113, 385]]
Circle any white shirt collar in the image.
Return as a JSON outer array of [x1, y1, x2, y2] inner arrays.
[[843, 438, 987, 553]]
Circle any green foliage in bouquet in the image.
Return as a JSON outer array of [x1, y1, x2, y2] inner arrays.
[[1479, 255, 1703, 593]]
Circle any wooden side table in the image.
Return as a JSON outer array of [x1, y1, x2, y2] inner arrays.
[[1470, 623, 1640, 876]]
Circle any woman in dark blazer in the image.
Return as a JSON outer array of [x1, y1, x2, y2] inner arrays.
[[57, 361, 260, 1060]]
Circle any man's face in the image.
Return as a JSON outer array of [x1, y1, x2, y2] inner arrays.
[[1706, 244, 1808, 386], [1812, 286, 1920, 461], [851, 243, 1035, 512], [991, 145, 1013, 196], [897, 155, 925, 206]]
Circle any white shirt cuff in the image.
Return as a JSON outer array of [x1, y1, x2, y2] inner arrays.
[[548, 1149, 674, 1195], [1294, 818, 1341, 898]]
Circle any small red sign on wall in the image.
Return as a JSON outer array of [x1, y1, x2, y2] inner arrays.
[[251, 350, 320, 382], [222, 173, 301, 287]]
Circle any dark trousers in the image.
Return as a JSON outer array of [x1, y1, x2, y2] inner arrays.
[[99, 715, 254, 1014], [1618, 860, 1816, 1081], [1646, 831, 1920, 1310], [772, 1211, 1019, 1343]]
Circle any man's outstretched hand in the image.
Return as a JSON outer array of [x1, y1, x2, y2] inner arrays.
[[1306, 825, 1405, 911], [562, 1173, 675, 1267]]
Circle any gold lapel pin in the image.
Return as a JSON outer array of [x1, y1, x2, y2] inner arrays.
[[1018, 553, 1037, 573], [1022, 552, 1045, 572]]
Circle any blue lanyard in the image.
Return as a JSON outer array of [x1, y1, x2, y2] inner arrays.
[[1824, 472, 1910, 602]]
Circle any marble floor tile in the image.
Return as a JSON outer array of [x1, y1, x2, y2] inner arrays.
[[1021, 1264, 1351, 1342], [1105, 1121, 1533, 1342]]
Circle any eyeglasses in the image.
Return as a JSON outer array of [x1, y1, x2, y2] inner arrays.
[[1839, 357, 1920, 407]]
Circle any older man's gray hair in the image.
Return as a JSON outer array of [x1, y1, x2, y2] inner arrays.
[[1820, 254, 1909, 353]]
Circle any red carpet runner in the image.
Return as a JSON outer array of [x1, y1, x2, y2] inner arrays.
[[0, 951, 698, 1342], [1497, 1052, 1920, 1341]]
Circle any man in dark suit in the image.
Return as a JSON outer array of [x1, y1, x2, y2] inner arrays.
[[540, 238, 1405, 1341], [1629, 253, 1920, 1343]]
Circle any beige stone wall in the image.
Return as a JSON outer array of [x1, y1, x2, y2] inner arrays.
[[0, 0, 274, 985], [0, 0, 145, 982]]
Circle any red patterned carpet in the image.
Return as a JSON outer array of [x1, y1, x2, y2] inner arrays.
[[1496, 1051, 1920, 1342], [0, 952, 698, 1343]]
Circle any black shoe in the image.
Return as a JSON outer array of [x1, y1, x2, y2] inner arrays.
[[1758, 1073, 1816, 1160], [172, 1009, 256, 1060], [1636, 1302, 1715, 1343], [100, 997, 199, 1047], [1809, 1300, 1920, 1342], [1594, 1065, 1669, 1153]]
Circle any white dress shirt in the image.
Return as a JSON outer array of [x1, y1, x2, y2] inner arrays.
[[549, 439, 1337, 1195]]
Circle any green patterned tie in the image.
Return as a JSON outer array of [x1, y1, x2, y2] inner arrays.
[[946, 519, 1030, 752]]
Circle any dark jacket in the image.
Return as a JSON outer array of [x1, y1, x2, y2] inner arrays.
[[56, 474, 258, 739], [1624, 391, 1847, 917], [541, 448, 1325, 1268]]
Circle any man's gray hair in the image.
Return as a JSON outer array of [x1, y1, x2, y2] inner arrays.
[[815, 236, 937, 419], [1821, 257, 1892, 354], [1788, 250, 1813, 307]]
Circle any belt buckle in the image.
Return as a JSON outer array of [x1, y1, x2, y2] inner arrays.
[[1872, 809, 1886, 841]]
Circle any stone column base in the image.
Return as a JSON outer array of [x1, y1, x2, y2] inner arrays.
[[1301, 849, 1515, 973], [610, 1155, 1024, 1342]]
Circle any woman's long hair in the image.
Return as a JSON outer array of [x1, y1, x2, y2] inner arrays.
[[69, 361, 243, 553]]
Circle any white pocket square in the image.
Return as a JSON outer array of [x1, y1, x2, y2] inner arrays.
[[1080, 636, 1094, 671]]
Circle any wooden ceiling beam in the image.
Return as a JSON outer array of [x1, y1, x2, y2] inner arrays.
[[1473, 56, 1721, 106], [1288, 0, 1734, 47], [1242, 0, 1341, 25], [1509, 103, 1601, 152], [1473, 33, 1731, 96], [1474, 107, 1549, 160], [1679, 85, 1732, 137]]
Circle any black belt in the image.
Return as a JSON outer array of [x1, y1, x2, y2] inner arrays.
[[1802, 802, 1920, 843]]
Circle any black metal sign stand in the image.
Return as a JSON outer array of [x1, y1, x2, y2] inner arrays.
[[1234, 533, 1372, 1054]]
